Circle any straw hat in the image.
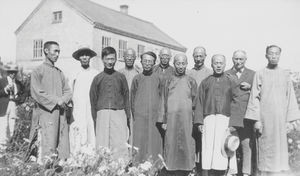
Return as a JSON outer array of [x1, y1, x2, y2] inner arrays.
[[72, 46, 96, 60], [221, 129, 240, 158]]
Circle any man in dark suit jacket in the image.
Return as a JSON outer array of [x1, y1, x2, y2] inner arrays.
[[0, 64, 24, 148], [226, 50, 255, 176]]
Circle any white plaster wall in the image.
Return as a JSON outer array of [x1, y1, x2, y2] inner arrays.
[[92, 29, 183, 71], [16, 0, 94, 80]]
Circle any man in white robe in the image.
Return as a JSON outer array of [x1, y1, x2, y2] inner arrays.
[[70, 47, 98, 155], [245, 45, 300, 176]]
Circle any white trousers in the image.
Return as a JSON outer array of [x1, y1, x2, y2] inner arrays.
[[0, 101, 17, 149], [202, 114, 237, 174]]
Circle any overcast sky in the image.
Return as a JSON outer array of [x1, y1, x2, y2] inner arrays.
[[0, 0, 300, 71]]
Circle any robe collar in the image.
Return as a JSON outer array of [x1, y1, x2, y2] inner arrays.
[[174, 71, 185, 77], [43, 58, 55, 68], [143, 69, 153, 76], [159, 63, 170, 70], [104, 67, 115, 75], [193, 64, 205, 71], [213, 72, 224, 78]]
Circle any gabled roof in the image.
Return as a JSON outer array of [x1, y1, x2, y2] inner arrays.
[[15, 0, 186, 52]]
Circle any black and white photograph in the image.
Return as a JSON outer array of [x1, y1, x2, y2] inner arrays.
[[0, 0, 300, 175]]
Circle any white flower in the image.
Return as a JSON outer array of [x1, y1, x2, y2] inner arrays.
[[25, 105, 30, 111], [288, 138, 293, 144], [138, 174, 146, 176], [98, 165, 108, 173], [140, 161, 152, 171], [128, 167, 139, 174]]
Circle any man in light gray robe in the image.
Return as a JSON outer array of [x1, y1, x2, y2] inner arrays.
[[245, 45, 300, 176], [30, 41, 72, 164]]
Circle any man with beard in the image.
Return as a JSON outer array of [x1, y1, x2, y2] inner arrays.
[[119, 48, 140, 90], [153, 48, 174, 79], [245, 45, 300, 176], [131, 51, 164, 163], [90, 46, 130, 157], [195, 54, 241, 176], [162, 53, 198, 176], [30, 41, 72, 163], [188, 46, 212, 176], [226, 50, 255, 176], [69, 47, 98, 155]]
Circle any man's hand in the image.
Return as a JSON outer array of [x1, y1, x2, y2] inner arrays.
[[254, 121, 263, 134], [162, 124, 167, 130], [240, 82, 251, 91], [57, 99, 67, 109], [4, 84, 13, 94], [198, 125, 203, 133], [228, 126, 237, 133]]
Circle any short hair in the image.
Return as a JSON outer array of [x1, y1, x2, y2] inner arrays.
[[43, 41, 59, 55], [232, 50, 247, 59], [211, 54, 226, 63], [266, 45, 281, 53], [141, 51, 157, 63], [102, 46, 117, 59], [173, 53, 188, 64], [124, 48, 136, 58]]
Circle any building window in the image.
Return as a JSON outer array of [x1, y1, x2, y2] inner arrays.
[[137, 44, 145, 59], [33, 39, 43, 58], [102, 36, 111, 49], [118, 40, 127, 59], [53, 11, 62, 23]]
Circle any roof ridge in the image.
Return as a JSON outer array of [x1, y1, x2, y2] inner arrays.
[[68, 0, 153, 25]]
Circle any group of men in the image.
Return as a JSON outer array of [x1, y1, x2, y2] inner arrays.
[[1, 40, 297, 176]]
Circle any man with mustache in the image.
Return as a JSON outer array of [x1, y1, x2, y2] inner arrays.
[[119, 48, 140, 90], [153, 47, 175, 79], [30, 41, 72, 164], [90, 46, 130, 158], [69, 47, 98, 155], [226, 50, 255, 176]]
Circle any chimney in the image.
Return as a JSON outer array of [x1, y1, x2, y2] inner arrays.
[[120, 5, 128, 14]]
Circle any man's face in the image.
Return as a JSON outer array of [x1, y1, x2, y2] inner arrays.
[[266, 47, 281, 65], [45, 44, 60, 63], [79, 54, 91, 68], [124, 50, 136, 68], [212, 56, 226, 74], [141, 54, 155, 72], [174, 56, 187, 75], [159, 51, 171, 66], [193, 51, 206, 67], [102, 54, 116, 69], [232, 52, 247, 71]]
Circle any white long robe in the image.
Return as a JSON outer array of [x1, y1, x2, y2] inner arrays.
[[70, 67, 98, 155], [245, 67, 300, 173]]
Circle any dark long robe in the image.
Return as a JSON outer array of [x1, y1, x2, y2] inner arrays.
[[163, 74, 197, 171], [131, 72, 164, 162], [30, 60, 72, 161]]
